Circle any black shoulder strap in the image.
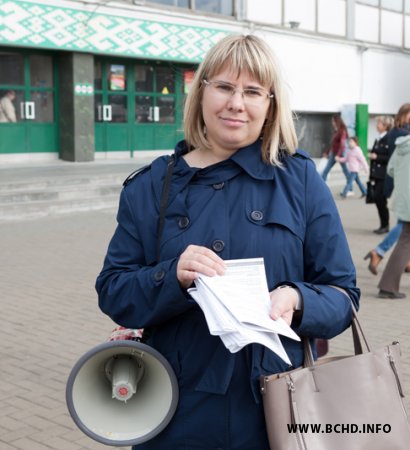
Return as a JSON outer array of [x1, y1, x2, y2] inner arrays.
[[122, 164, 150, 187], [156, 155, 175, 261]]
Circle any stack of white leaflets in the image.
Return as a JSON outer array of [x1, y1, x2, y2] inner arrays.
[[188, 258, 300, 365]]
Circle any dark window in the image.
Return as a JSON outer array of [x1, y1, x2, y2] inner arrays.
[[135, 65, 154, 92], [29, 55, 53, 88], [148, 0, 189, 6], [0, 52, 24, 85], [196, 0, 233, 15], [94, 61, 102, 90], [156, 67, 175, 94], [146, 0, 233, 15]]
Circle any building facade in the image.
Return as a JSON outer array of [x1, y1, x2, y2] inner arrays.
[[0, 0, 410, 163]]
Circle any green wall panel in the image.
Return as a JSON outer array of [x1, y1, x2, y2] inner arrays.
[[356, 104, 369, 157]]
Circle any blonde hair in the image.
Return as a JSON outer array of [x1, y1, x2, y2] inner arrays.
[[183, 34, 298, 165], [375, 115, 394, 131]]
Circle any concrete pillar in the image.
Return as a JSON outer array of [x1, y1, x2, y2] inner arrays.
[[59, 52, 94, 162]]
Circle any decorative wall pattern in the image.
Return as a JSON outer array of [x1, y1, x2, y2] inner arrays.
[[0, 0, 228, 61]]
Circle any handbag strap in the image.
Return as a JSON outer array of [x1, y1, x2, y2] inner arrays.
[[156, 155, 175, 262], [303, 300, 371, 368], [350, 304, 371, 354]]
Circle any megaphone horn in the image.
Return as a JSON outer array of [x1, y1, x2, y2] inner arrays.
[[66, 339, 179, 447]]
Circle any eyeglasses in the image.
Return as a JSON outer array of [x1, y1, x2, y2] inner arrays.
[[202, 79, 274, 106]]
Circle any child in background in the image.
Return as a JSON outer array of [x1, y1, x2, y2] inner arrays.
[[336, 136, 369, 198]]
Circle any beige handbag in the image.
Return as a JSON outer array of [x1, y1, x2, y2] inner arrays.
[[260, 304, 410, 450]]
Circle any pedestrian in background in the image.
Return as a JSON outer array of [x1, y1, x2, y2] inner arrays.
[[364, 105, 410, 275], [378, 133, 410, 298], [0, 90, 17, 123], [321, 114, 351, 192], [96, 34, 360, 449], [365, 220, 410, 275], [381, 103, 410, 225], [367, 115, 394, 233], [336, 136, 368, 198]]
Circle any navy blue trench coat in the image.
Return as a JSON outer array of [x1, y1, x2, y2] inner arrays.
[[96, 140, 360, 450]]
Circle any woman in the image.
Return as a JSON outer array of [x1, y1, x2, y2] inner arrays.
[[383, 103, 410, 202], [364, 105, 410, 274], [96, 35, 359, 449], [363, 116, 394, 273], [378, 133, 410, 298], [321, 114, 350, 187], [368, 115, 393, 233]]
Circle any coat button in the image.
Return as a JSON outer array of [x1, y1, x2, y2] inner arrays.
[[212, 240, 225, 252], [212, 182, 225, 190], [250, 210, 263, 221], [153, 269, 165, 281], [178, 216, 190, 229]]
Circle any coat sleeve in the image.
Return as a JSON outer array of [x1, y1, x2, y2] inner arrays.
[[358, 148, 369, 173], [282, 160, 360, 339], [387, 151, 396, 178], [96, 186, 194, 329], [374, 138, 390, 164]]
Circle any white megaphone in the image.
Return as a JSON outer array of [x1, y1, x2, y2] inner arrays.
[[66, 334, 179, 447]]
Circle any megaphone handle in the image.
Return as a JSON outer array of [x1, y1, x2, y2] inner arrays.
[[108, 327, 143, 341]]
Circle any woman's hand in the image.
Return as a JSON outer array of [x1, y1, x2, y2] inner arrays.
[[177, 245, 225, 289], [369, 152, 377, 160], [269, 286, 300, 326]]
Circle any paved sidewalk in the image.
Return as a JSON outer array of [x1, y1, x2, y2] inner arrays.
[[0, 162, 409, 449]]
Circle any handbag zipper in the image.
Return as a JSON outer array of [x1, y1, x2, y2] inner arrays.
[[287, 375, 307, 450], [388, 344, 404, 398]]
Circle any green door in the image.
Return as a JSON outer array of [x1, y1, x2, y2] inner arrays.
[[0, 50, 57, 155], [94, 59, 190, 155], [134, 63, 184, 150], [94, 61, 130, 155]]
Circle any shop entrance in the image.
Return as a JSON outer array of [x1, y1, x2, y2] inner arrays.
[[94, 59, 195, 155], [0, 49, 57, 155]]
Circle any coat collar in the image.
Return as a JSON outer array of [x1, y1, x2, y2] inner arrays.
[[174, 139, 277, 181], [151, 140, 281, 207], [231, 141, 278, 180]]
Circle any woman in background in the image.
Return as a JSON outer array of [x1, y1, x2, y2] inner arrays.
[[365, 105, 410, 274], [368, 116, 394, 233], [378, 133, 410, 298], [321, 114, 351, 189]]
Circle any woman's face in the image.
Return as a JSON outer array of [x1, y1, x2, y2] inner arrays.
[[376, 120, 386, 133], [201, 67, 271, 155]]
